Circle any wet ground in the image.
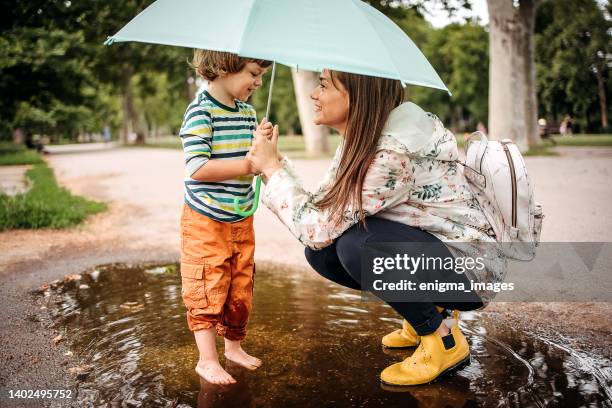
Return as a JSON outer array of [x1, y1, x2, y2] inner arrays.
[[39, 263, 611, 408]]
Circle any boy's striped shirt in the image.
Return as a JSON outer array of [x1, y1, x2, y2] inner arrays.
[[179, 90, 257, 222]]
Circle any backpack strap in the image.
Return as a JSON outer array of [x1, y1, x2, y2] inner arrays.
[[465, 131, 488, 174], [459, 131, 488, 189]]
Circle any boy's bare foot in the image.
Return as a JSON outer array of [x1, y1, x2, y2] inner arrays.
[[196, 359, 236, 385], [224, 341, 262, 370]]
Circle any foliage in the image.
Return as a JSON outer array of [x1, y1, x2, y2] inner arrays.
[[250, 65, 301, 135], [1, 0, 609, 143], [535, 0, 611, 132], [0, 0, 189, 142], [407, 22, 489, 132]]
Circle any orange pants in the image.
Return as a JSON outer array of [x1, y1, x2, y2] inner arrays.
[[179, 204, 255, 341]]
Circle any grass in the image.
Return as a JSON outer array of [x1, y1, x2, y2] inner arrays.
[[551, 134, 612, 147], [0, 150, 44, 165], [524, 144, 558, 156], [276, 134, 342, 158], [0, 142, 44, 166], [130, 139, 182, 150], [522, 134, 612, 156], [128, 132, 612, 159], [135, 134, 344, 159], [0, 162, 107, 231]]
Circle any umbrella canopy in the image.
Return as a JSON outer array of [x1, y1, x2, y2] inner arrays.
[[105, 0, 449, 93], [106, 0, 450, 216]]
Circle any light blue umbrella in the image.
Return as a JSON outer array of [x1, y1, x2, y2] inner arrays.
[[106, 0, 449, 215]]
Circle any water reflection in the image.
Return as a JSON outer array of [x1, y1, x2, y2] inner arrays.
[[42, 263, 611, 407]]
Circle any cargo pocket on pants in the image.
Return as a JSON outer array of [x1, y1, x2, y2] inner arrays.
[[180, 263, 209, 311]]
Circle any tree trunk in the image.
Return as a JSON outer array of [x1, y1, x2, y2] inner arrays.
[[186, 67, 197, 102], [519, 0, 541, 146], [594, 68, 609, 129], [12, 128, 25, 144], [291, 69, 329, 156], [121, 67, 133, 145], [487, 0, 539, 152], [121, 66, 145, 145]]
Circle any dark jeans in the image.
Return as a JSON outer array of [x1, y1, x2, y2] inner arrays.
[[305, 217, 483, 336]]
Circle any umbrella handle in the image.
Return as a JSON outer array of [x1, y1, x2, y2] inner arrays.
[[233, 62, 275, 217], [233, 175, 262, 217]]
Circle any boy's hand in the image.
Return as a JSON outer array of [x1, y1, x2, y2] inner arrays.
[[254, 117, 274, 140], [248, 124, 282, 180]]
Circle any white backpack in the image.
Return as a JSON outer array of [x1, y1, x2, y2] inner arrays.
[[461, 132, 544, 261]]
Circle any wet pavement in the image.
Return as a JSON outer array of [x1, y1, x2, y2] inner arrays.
[[40, 263, 612, 408]]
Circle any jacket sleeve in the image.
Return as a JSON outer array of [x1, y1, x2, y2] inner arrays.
[[261, 149, 414, 249]]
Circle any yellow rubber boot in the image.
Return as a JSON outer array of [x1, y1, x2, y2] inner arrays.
[[381, 307, 448, 349], [381, 320, 420, 348], [380, 316, 470, 386]]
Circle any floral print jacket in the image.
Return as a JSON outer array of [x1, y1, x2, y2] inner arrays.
[[261, 102, 506, 295]]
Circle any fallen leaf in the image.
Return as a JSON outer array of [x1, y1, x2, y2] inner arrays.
[[119, 302, 145, 313], [67, 364, 93, 380]]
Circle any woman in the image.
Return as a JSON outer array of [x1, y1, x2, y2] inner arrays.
[[247, 70, 505, 386]]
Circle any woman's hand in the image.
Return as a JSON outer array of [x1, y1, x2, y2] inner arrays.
[[248, 122, 282, 180]]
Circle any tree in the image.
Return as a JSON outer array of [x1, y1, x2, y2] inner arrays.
[[82, 0, 190, 144], [250, 65, 301, 135], [409, 22, 489, 132], [292, 69, 330, 155], [487, 0, 540, 151], [535, 0, 611, 132], [0, 23, 99, 141], [0, 0, 190, 143]]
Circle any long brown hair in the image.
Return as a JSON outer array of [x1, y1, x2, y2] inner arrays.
[[316, 71, 405, 227]]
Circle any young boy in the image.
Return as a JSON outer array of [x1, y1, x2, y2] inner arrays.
[[179, 49, 272, 385]]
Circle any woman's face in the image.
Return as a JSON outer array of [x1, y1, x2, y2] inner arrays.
[[310, 69, 349, 133]]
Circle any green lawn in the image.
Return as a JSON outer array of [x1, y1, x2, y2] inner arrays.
[[138, 134, 344, 158], [0, 150, 44, 165], [551, 134, 612, 147], [0, 142, 44, 166], [130, 132, 612, 159], [524, 144, 558, 156], [0, 162, 107, 230]]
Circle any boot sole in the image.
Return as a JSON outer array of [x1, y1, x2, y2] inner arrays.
[[380, 354, 471, 387], [381, 343, 418, 350]]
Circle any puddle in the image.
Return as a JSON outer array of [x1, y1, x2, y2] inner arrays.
[[41, 263, 612, 407]]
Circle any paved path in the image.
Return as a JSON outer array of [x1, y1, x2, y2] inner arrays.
[[44, 147, 329, 269], [47, 145, 612, 257], [44, 142, 119, 154], [0, 165, 31, 196], [2, 145, 611, 271]]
